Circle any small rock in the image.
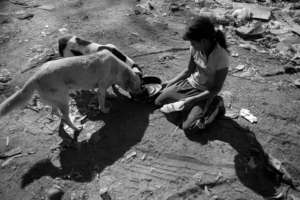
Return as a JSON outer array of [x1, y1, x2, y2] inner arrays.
[[46, 185, 64, 200]]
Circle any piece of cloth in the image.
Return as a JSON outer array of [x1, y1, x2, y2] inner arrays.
[[187, 44, 229, 90]]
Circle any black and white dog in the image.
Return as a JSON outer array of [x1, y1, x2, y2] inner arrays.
[[58, 35, 143, 76]]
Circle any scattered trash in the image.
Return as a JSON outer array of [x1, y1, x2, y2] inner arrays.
[[38, 4, 55, 11], [141, 153, 146, 160], [1, 154, 22, 168], [0, 147, 22, 159], [232, 67, 256, 78], [100, 187, 111, 200], [239, 43, 267, 53], [269, 20, 281, 30], [58, 28, 68, 34], [134, 3, 151, 15], [220, 90, 233, 108], [192, 171, 222, 186], [158, 54, 175, 62], [284, 65, 300, 74], [225, 109, 239, 119], [294, 79, 300, 88], [231, 52, 239, 57], [234, 64, 245, 71], [46, 185, 64, 200], [169, 3, 181, 12], [233, 3, 271, 21], [15, 11, 34, 20], [236, 21, 265, 40], [204, 185, 210, 196], [9, 0, 39, 7], [126, 151, 137, 160], [6, 136, 9, 146], [232, 8, 252, 22], [239, 108, 258, 123], [0, 68, 12, 83]]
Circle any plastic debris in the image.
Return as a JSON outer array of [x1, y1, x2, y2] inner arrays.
[[294, 79, 300, 88], [38, 4, 55, 11], [6, 136, 9, 146], [232, 8, 252, 22], [58, 27, 68, 34], [1, 154, 22, 168], [126, 151, 137, 160], [16, 12, 34, 20], [46, 185, 64, 200], [235, 64, 245, 71], [239, 43, 267, 53], [239, 108, 257, 123], [236, 22, 265, 40], [225, 109, 239, 119], [100, 187, 111, 200], [0, 147, 22, 159], [233, 3, 271, 21], [231, 52, 239, 57]]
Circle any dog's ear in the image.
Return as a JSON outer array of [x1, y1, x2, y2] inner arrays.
[[75, 37, 91, 46], [58, 36, 73, 57]]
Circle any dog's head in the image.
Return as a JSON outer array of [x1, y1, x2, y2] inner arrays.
[[122, 68, 143, 95], [131, 64, 143, 79]]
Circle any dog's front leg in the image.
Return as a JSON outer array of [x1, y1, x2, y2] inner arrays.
[[97, 87, 110, 113]]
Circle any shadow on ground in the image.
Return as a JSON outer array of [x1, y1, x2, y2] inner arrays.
[[184, 117, 283, 198], [21, 90, 156, 188]]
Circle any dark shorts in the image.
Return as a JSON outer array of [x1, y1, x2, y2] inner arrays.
[[155, 79, 206, 131]]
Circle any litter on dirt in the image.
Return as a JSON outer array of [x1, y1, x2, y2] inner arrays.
[[126, 151, 137, 160], [1, 154, 22, 168], [294, 79, 300, 88], [239, 108, 258, 123], [46, 185, 64, 200], [0, 147, 22, 159], [235, 64, 245, 71]]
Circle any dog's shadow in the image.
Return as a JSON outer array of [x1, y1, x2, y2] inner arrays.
[[183, 117, 285, 198], [21, 90, 156, 188]]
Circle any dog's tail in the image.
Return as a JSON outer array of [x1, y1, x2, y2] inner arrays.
[[0, 79, 36, 117]]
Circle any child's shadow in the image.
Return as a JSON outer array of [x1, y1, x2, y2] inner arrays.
[[21, 90, 155, 188], [184, 117, 285, 198]]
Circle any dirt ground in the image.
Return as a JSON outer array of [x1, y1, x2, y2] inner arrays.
[[0, 0, 300, 199]]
